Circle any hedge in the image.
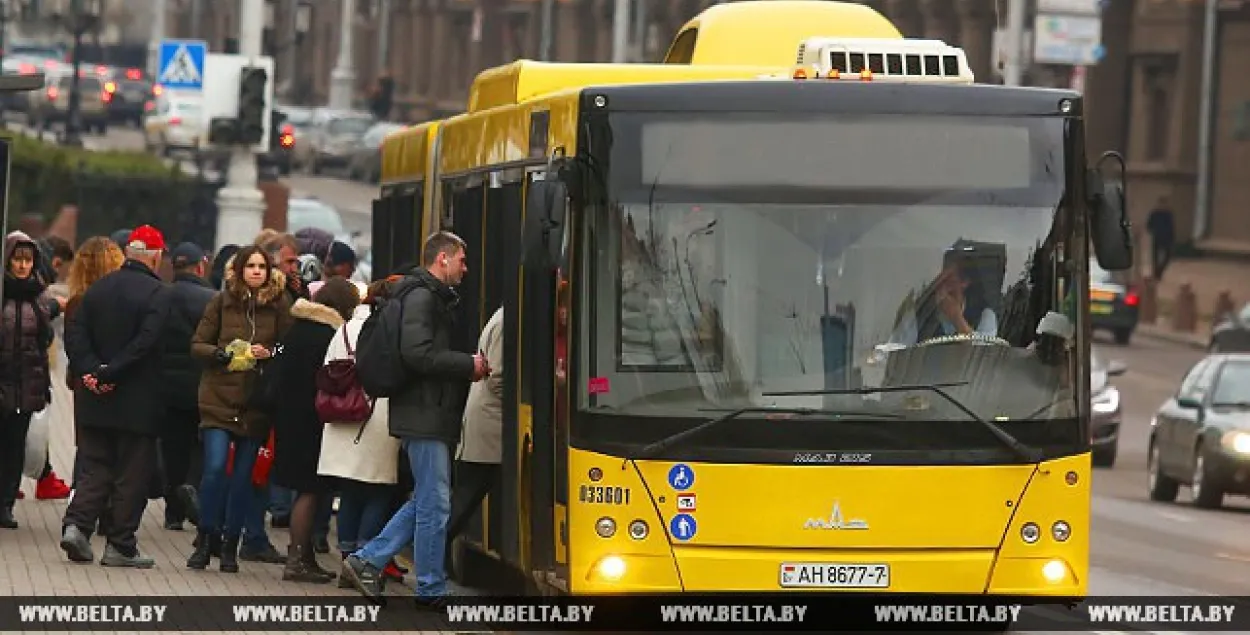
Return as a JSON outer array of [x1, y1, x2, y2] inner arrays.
[[4, 131, 194, 237]]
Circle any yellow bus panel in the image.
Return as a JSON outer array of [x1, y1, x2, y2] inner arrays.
[[381, 122, 435, 185], [566, 449, 1088, 595], [468, 60, 784, 113], [664, 0, 903, 66]]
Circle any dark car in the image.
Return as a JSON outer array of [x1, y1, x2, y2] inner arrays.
[[1091, 349, 1127, 467], [1089, 258, 1140, 345], [1209, 303, 1250, 353], [1148, 353, 1250, 509], [104, 67, 153, 127]]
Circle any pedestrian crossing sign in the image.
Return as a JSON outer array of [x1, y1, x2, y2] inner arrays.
[[157, 39, 206, 91]]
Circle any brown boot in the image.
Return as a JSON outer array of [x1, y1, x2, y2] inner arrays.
[[302, 544, 337, 580], [282, 545, 332, 584]]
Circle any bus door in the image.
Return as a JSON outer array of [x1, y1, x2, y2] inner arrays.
[[518, 139, 571, 587]]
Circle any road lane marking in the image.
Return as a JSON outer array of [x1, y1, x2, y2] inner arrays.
[[1153, 510, 1194, 523], [1214, 551, 1250, 563]]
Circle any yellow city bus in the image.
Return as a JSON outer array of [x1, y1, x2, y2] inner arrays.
[[373, 0, 1132, 603]]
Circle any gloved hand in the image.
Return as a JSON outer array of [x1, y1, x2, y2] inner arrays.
[[213, 348, 233, 367]]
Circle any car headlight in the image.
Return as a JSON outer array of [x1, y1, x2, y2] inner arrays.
[[1092, 386, 1120, 414], [1221, 431, 1250, 454]]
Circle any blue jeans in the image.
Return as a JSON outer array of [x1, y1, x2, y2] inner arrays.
[[336, 480, 393, 552], [242, 485, 274, 551], [315, 493, 334, 542], [356, 438, 450, 598], [269, 484, 293, 518], [197, 428, 260, 537]]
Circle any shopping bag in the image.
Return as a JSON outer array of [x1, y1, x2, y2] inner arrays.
[[252, 431, 275, 488], [225, 429, 275, 487], [22, 409, 49, 479]]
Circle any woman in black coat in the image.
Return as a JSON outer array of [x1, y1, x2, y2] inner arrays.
[[270, 277, 359, 583]]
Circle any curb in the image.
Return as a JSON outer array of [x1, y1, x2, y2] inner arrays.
[[1134, 323, 1207, 350]]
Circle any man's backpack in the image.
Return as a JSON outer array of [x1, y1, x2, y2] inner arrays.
[[355, 283, 415, 398]]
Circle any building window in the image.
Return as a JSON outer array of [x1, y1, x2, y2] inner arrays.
[[1141, 58, 1177, 162]]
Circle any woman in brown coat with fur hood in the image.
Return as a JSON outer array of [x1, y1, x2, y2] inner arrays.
[[186, 245, 293, 573]]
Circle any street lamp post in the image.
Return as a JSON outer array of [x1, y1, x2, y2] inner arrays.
[[56, 0, 101, 148]]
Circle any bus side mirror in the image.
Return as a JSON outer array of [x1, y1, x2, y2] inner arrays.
[[1089, 151, 1133, 271], [523, 178, 567, 270]]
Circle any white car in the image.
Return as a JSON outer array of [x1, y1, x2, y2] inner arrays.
[[143, 94, 204, 155]]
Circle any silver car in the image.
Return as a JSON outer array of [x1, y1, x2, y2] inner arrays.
[[1091, 349, 1127, 467]]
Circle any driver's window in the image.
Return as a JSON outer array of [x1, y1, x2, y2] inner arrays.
[[1179, 360, 1213, 400]]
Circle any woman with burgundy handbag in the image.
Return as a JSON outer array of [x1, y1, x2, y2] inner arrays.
[[269, 277, 360, 583], [316, 278, 402, 587]]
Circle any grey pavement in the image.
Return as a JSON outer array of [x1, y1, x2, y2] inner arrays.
[[0, 345, 454, 634]]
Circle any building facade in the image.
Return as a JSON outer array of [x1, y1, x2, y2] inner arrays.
[[159, 0, 1241, 252]]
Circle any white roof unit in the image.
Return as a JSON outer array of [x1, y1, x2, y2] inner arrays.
[[793, 38, 975, 84]]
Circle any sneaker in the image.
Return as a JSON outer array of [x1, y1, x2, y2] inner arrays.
[[414, 595, 450, 611], [100, 543, 155, 568], [341, 555, 387, 606], [35, 472, 71, 500], [59, 525, 93, 563]]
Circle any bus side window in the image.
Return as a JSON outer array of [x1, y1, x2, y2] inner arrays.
[[439, 180, 455, 230], [447, 175, 486, 361]]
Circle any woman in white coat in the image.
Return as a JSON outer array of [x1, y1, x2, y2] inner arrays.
[[447, 306, 504, 543], [316, 280, 402, 564]]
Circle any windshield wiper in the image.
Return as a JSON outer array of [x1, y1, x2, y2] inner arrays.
[[633, 407, 902, 460], [1212, 401, 1250, 409], [761, 382, 1042, 463]]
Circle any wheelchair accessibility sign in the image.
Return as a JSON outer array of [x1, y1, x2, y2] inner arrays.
[[668, 464, 694, 491]]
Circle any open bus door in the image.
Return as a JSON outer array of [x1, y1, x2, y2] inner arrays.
[[518, 153, 571, 591]]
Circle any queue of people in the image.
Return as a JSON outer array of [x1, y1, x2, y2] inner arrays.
[[0, 224, 504, 607]]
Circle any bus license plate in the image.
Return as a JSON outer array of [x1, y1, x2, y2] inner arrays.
[[779, 563, 889, 588], [1091, 303, 1113, 315]]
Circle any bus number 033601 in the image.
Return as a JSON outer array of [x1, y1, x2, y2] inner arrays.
[[579, 485, 631, 505]]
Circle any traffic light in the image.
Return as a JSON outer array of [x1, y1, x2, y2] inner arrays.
[[237, 66, 268, 146]]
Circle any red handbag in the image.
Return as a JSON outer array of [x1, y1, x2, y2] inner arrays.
[[315, 327, 374, 423]]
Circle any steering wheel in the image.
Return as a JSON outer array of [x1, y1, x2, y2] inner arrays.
[[915, 332, 1011, 348]]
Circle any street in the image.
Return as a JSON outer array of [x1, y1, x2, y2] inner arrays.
[[1087, 331, 1248, 597], [95, 125, 377, 240], [7, 124, 1246, 633]]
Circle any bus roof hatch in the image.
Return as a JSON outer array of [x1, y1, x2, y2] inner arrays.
[[793, 38, 975, 84]]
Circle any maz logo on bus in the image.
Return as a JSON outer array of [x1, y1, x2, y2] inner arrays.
[[579, 484, 631, 505], [794, 452, 873, 464]]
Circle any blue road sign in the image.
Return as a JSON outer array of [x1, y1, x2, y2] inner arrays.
[[670, 514, 697, 541], [157, 39, 206, 91], [667, 464, 694, 491]]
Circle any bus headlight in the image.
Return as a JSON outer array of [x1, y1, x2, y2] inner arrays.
[[595, 555, 627, 581], [595, 517, 616, 538], [1020, 522, 1040, 544], [628, 520, 649, 540], [1051, 520, 1071, 542], [1042, 559, 1066, 582], [1221, 431, 1250, 454], [1092, 386, 1120, 414]]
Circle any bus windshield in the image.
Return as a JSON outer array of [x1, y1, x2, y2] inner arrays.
[[578, 112, 1082, 447]]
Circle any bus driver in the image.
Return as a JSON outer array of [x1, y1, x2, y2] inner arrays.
[[890, 240, 1003, 346]]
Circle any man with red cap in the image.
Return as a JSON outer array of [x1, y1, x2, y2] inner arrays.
[[62, 225, 172, 568]]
